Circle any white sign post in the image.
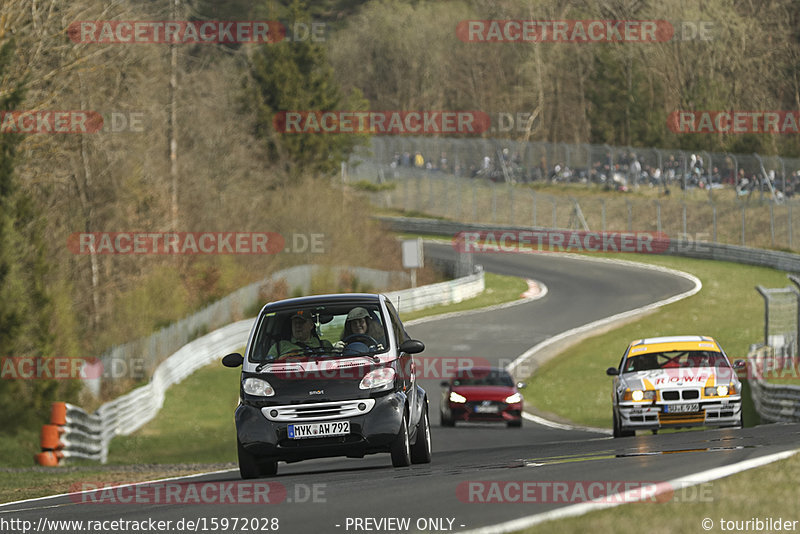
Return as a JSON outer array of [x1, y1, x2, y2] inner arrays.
[[402, 238, 424, 288]]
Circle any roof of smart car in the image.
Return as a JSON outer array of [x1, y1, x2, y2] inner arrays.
[[627, 335, 722, 356], [262, 293, 384, 309]]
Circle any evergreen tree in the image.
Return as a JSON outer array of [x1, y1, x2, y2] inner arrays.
[[246, 0, 368, 182], [0, 40, 25, 357], [0, 40, 75, 431]]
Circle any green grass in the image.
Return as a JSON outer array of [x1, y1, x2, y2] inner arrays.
[[521, 253, 790, 428], [523, 451, 800, 534], [105, 363, 242, 465], [400, 272, 528, 322], [0, 427, 41, 468]]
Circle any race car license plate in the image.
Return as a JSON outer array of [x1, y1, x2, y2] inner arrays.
[[475, 403, 499, 413], [288, 421, 349, 439], [664, 403, 700, 413]]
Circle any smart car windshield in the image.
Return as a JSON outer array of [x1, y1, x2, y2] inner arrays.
[[623, 351, 730, 373], [249, 303, 389, 362]]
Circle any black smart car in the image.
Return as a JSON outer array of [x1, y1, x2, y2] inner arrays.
[[222, 293, 431, 478]]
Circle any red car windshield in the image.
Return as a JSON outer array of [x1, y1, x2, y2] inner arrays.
[[453, 370, 513, 387]]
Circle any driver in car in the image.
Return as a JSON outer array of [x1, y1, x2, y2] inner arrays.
[[335, 307, 385, 349], [268, 310, 332, 359]]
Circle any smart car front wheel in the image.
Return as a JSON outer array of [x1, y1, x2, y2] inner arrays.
[[237, 438, 278, 478], [390, 412, 412, 467], [410, 404, 432, 464]]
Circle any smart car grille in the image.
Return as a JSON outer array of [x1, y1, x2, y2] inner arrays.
[[261, 399, 376, 422], [661, 390, 700, 401]]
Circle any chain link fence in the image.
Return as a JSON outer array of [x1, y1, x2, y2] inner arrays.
[[756, 285, 799, 359], [749, 279, 800, 422], [352, 136, 800, 194]]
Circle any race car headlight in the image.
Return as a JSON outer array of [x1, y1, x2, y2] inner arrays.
[[359, 368, 396, 391], [504, 393, 522, 404], [623, 389, 655, 401], [705, 385, 731, 397], [243, 378, 275, 397], [449, 391, 467, 403]]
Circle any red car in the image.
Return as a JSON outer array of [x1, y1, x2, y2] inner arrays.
[[440, 367, 524, 427]]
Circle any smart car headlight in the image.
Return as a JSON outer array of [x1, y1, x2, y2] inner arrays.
[[449, 391, 467, 403], [359, 367, 395, 391], [243, 377, 275, 397], [504, 393, 522, 404]]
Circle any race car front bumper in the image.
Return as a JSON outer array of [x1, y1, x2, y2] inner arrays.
[[617, 397, 742, 430]]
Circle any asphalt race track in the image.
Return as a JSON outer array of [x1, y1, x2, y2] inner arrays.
[[3, 247, 799, 534]]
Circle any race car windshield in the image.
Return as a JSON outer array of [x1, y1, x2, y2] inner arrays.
[[249, 304, 389, 362], [453, 370, 514, 387], [623, 350, 730, 373]]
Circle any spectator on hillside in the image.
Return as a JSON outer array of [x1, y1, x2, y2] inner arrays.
[[629, 154, 641, 188]]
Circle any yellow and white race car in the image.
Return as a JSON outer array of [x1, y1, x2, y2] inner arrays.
[[606, 335, 745, 438]]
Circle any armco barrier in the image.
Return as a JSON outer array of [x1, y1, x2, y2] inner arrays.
[[377, 216, 800, 272], [37, 319, 253, 464], [748, 344, 800, 423], [36, 266, 484, 465]]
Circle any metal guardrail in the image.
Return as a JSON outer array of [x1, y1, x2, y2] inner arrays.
[[36, 264, 485, 465], [377, 216, 800, 273], [747, 344, 800, 423]]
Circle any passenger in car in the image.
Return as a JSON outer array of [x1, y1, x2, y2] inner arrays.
[[338, 307, 385, 347]]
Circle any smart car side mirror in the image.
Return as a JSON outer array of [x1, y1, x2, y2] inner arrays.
[[222, 353, 244, 368], [516, 382, 527, 389], [606, 367, 619, 376], [733, 359, 746, 370], [400, 339, 425, 354]]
